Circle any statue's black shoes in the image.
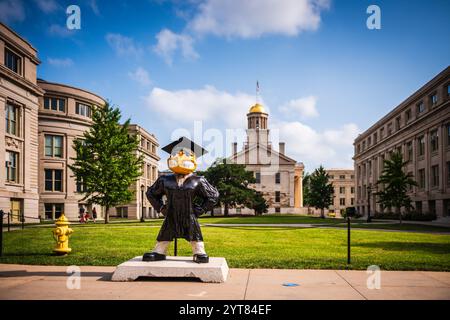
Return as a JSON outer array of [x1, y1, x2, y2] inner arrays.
[[142, 252, 166, 261], [193, 254, 209, 263]]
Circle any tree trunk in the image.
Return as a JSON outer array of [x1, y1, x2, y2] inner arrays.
[[320, 208, 325, 219], [397, 206, 402, 225], [224, 203, 229, 217], [104, 206, 109, 224], [210, 209, 214, 217]]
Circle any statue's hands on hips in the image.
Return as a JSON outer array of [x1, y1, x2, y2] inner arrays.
[[193, 204, 205, 217]]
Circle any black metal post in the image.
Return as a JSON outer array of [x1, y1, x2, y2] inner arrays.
[[0, 210, 4, 257], [174, 238, 178, 256], [347, 216, 351, 264], [21, 213, 24, 230], [367, 189, 372, 223], [140, 187, 145, 223], [7, 211, 10, 232]]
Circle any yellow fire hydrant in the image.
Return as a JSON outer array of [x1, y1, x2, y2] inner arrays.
[[52, 214, 74, 255]]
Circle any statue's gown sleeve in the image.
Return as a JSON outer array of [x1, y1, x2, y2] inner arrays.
[[146, 176, 165, 213], [195, 176, 220, 215]]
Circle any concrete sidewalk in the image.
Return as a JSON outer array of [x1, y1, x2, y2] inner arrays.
[[0, 264, 449, 300]]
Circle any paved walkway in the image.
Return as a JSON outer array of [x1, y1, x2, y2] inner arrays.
[[0, 264, 449, 300]]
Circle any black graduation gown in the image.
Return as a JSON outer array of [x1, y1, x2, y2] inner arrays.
[[146, 174, 219, 242]]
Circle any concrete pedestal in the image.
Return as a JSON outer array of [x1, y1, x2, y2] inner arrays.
[[111, 256, 229, 283]]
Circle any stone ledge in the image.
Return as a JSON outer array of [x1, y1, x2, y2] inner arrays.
[[111, 256, 229, 283]]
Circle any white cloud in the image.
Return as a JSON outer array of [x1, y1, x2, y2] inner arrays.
[[33, 0, 59, 13], [274, 120, 360, 170], [106, 33, 143, 58], [0, 0, 25, 24], [153, 28, 198, 65], [48, 24, 76, 37], [89, 0, 100, 15], [279, 96, 319, 118], [145, 85, 257, 127], [128, 67, 151, 86], [47, 57, 74, 67], [188, 0, 330, 38]]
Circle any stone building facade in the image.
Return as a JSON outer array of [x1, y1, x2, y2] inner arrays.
[[326, 169, 355, 216], [0, 23, 43, 223], [110, 125, 160, 219], [228, 103, 305, 214], [37, 80, 106, 221], [1, 22, 160, 222], [354, 66, 450, 218]]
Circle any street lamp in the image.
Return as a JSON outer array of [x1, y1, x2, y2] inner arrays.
[[367, 184, 373, 223], [140, 184, 145, 223]]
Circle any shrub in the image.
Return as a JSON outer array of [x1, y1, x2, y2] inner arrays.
[[373, 211, 437, 221]]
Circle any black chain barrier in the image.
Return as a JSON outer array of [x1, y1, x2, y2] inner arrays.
[[0, 210, 42, 257]]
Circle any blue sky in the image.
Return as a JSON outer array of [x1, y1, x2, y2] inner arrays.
[[1, 0, 449, 171]]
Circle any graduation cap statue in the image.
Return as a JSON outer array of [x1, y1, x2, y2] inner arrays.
[[162, 136, 208, 175], [143, 136, 219, 264]]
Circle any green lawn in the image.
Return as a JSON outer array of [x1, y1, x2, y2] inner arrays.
[[198, 214, 343, 225], [1, 223, 450, 271]]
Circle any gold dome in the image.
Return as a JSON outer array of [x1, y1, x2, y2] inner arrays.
[[248, 103, 266, 114]]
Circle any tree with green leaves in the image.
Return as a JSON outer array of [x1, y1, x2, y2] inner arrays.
[[69, 103, 143, 224], [308, 165, 334, 218], [203, 159, 262, 216], [302, 172, 312, 214], [245, 190, 269, 216], [375, 151, 417, 225]]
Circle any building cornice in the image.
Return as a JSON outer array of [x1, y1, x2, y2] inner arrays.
[[0, 66, 44, 96], [355, 66, 450, 143]]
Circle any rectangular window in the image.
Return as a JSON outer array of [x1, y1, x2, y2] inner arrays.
[[141, 138, 146, 148], [76, 102, 92, 117], [430, 93, 438, 106], [76, 176, 85, 193], [275, 191, 280, 203], [387, 123, 392, 136], [368, 136, 371, 146], [430, 129, 439, 152], [380, 127, 384, 139], [44, 97, 65, 112], [416, 101, 425, 115], [368, 161, 372, 177], [4, 48, 21, 74], [5, 103, 19, 136], [351, 198, 354, 206], [146, 164, 151, 179], [44, 203, 64, 220], [395, 116, 401, 131], [44, 135, 63, 157], [275, 207, 280, 213], [340, 198, 346, 206], [147, 141, 151, 151], [351, 187, 355, 194], [45, 169, 63, 192], [373, 132, 377, 144], [418, 136, 425, 156], [431, 165, 439, 187], [447, 161, 450, 186], [255, 172, 261, 184], [362, 141, 366, 151], [405, 109, 411, 123], [340, 187, 345, 194], [351, 175, 355, 180], [329, 175, 334, 180], [339, 175, 345, 179], [406, 141, 413, 161], [447, 123, 450, 147], [275, 172, 280, 184], [418, 169, 425, 189], [5, 151, 18, 183]]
